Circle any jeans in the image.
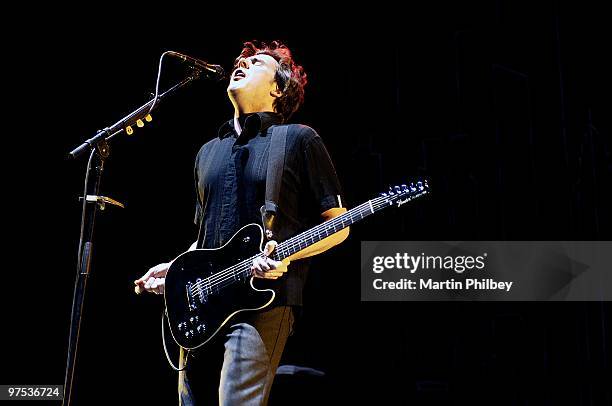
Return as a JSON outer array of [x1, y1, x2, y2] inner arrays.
[[178, 305, 294, 405]]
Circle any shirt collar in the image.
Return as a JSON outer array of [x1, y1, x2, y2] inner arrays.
[[217, 112, 284, 139]]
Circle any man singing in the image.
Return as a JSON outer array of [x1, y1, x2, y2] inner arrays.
[[134, 40, 349, 405]]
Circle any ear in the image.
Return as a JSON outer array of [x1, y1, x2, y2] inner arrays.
[[270, 83, 283, 98]]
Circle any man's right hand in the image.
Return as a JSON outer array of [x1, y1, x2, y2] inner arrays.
[[134, 262, 170, 295]]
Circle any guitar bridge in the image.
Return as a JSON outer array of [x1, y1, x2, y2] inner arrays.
[[186, 281, 196, 311], [186, 279, 208, 311]]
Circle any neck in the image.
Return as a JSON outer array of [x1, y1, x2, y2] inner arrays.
[[233, 105, 273, 116], [230, 93, 275, 118]]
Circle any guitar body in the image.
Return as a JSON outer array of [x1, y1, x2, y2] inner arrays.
[[164, 223, 274, 350]]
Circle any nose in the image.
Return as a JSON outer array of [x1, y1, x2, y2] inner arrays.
[[238, 57, 250, 69]]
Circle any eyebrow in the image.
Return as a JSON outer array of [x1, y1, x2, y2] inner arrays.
[[233, 55, 275, 69], [251, 56, 271, 65]]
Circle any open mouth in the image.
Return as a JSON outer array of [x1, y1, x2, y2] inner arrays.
[[233, 69, 247, 81]]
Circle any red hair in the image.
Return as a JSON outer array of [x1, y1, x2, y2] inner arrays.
[[235, 40, 308, 121]]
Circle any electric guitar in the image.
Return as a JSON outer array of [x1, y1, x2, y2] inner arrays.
[[164, 181, 429, 349]]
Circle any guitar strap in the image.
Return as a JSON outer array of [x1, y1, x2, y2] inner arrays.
[[261, 124, 288, 240]]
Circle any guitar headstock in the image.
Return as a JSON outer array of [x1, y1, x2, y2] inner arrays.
[[377, 180, 429, 208]]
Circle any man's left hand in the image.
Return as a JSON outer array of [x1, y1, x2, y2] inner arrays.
[[252, 240, 289, 279]]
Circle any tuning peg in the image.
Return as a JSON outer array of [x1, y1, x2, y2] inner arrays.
[[410, 183, 417, 192], [401, 184, 408, 192], [136, 119, 145, 128], [126, 125, 134, 135], [145, 114, 153, 122], [417, 181, 423, 190], [394, 185, 401, 194], [380, 192, 388, 197], [388, 187, 395, 195]]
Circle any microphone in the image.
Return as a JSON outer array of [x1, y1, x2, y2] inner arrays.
[[167, 51, 226, 81]]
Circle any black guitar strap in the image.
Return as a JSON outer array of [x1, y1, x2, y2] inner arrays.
[[261, 124, 288, 240]]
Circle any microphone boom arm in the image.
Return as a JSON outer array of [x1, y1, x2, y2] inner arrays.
[[68, 71, 201, 159]]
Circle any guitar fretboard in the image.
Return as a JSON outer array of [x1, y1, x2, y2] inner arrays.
[[270, 200, 374, 262]]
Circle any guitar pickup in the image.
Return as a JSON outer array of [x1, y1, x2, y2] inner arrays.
[[186, 282, 198, 311], [195, 278, 209, 303], [186, 280, 209, 311]]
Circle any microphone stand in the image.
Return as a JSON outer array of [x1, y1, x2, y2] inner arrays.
[[63, 68, 202, 406]]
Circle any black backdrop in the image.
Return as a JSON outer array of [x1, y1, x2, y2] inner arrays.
[[3, 1, 611, 404]]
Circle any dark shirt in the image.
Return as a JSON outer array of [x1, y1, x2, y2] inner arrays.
[[193, 112, 343, 305]]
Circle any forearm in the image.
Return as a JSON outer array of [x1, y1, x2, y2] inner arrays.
[[286, 227, 349, 261], [135, 241, 198, 295], [286, 207, 349, 261], [165, 241, 198, 265], [170, 241, 198, 262]]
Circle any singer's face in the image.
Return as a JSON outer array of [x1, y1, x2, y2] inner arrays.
[[227, 54, 280, 106]]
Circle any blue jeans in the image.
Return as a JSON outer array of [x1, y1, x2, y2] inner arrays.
[[178, 305, 294, 405]]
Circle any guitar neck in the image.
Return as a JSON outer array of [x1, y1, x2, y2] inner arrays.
[[270, 200, 377, 261], [228, 182, 426, 284]]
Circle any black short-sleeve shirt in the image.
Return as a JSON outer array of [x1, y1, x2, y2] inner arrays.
[[193, 112, 343, 306]]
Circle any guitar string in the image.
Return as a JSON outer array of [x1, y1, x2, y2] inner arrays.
[[187, 192, 423, 297], [187, 200, 378, 297], [188, 199, 378, 295], [188, 192, 424, 298], [188, 191, 425, 297], [188, 203, 372, 297]]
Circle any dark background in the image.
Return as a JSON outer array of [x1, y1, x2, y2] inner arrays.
[[3, 1, 611, 404]]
